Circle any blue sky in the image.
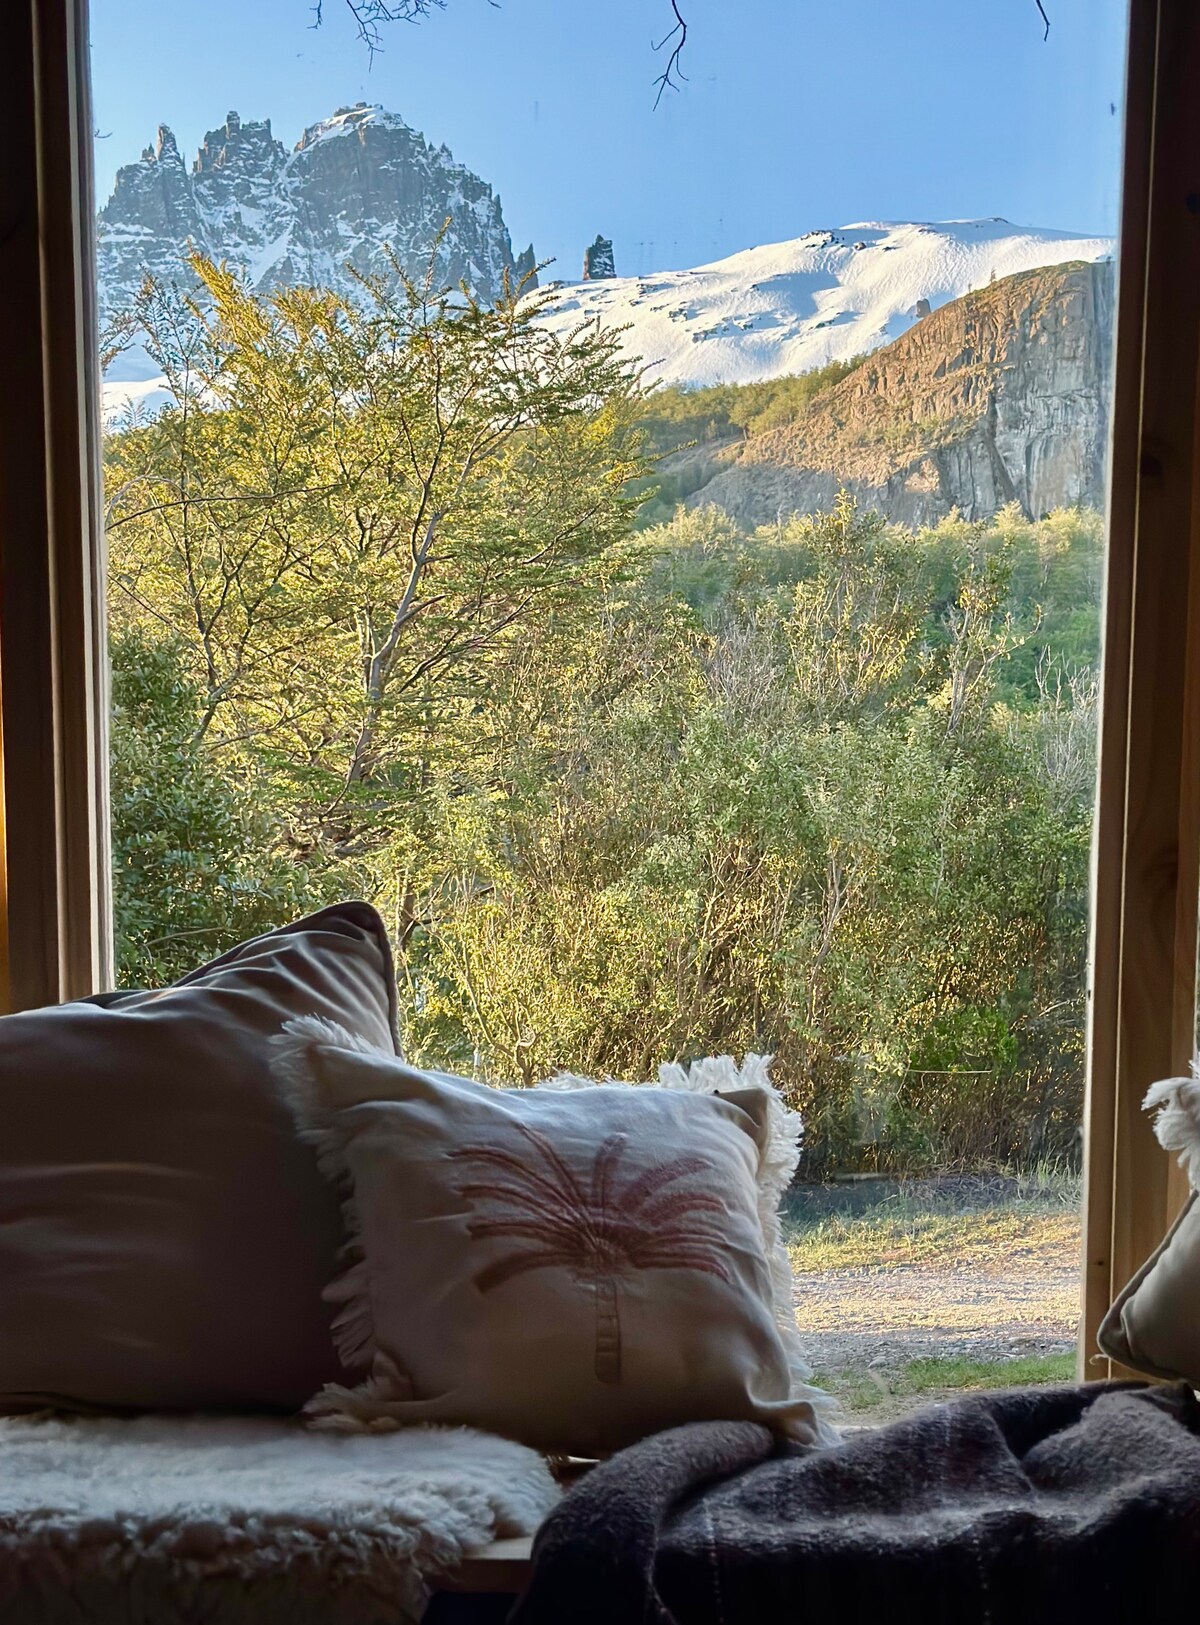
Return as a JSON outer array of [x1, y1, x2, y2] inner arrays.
[[90, 0, 1129, 278]]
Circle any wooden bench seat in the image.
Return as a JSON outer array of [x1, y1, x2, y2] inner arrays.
[[436, 1535, 535, 1594]]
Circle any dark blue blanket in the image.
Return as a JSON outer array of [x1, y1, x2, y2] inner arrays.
[[510, 1382, 1200, 1625]]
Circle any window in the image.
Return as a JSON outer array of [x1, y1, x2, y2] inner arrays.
[[4, 0, 1198, 1409], [90, 1, 1125, 1417]]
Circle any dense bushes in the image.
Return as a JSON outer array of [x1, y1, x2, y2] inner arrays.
[[635, 356, 868, 456], [105, 271, 1100, 1174], [109, 630, 323, 984], [398, 499, 1099, 1174]]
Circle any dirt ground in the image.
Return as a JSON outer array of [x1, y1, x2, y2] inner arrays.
[[795, 1255, 1079, 1367], [790, 1199, 1084, 1422]]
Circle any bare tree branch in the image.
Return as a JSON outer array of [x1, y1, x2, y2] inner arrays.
[[312, 0, 689, 97], [314, 1, 1049, 100], [652, 0, 688, 109], [312, 0, 447, 62]]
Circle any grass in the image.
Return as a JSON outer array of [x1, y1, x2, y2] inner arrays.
[[784, 1169, 1082, 1275], [786, 1170, 1082, 1417], [786, 1206, 1080, 1274], [815, 1352, 1078, 1414]]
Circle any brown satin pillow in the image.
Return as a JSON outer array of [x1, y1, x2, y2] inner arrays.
[[0, 903, 399, 1413], [273, 1019, 835, 1457]]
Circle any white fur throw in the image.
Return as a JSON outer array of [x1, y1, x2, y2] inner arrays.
[[0, 1413, 558, 1625], [1146, 1068, 1200, 1190]]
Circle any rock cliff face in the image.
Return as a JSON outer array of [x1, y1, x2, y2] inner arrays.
[[98, 103, 521, 321], [688, 261, 1114, 527]]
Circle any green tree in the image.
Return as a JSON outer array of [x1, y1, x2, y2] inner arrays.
[[110, 628, 320, 985], [400, 498, 1097, 1173], [105, 242, 1100, 1174], [106, 254, 648, 945]]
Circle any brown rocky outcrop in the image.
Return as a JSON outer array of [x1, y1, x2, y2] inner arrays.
[[686, 260, 1114, 528]]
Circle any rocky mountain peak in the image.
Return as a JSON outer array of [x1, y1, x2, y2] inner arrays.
[[97, 103, 526, 326], [154, 124, 182, 163], [194, 112, 284, 176]]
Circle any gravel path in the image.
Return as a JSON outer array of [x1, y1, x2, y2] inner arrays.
[[793, 1256, 1080, 1375]]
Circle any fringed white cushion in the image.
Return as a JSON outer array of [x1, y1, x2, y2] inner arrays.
[[272, 1021, 836, 1456]]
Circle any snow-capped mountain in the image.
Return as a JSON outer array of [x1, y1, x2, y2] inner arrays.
[[99, 129, 1112, 424], [99, 103, 526, 329], [532, 219, 1113, 391]]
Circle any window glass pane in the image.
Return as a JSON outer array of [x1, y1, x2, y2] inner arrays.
[[91, 0, 1128, 1422]]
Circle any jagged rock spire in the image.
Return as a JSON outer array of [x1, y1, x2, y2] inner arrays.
[[583, 234, 616, 281], [514, 244, 538, 291]]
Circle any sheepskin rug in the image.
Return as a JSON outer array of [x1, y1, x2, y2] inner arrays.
[[0, 1412, 559, 1624]]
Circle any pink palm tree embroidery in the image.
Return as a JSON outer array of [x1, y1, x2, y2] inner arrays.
[[450, 1121, 735, 1384]]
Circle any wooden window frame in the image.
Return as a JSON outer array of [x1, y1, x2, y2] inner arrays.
[[0, 0, 1196, 1364], [1082, 0, 1200, 1366], [0, 0, 111, 1010]]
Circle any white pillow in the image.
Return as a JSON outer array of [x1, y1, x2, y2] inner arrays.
[[273, 1022, 837, 1457]]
